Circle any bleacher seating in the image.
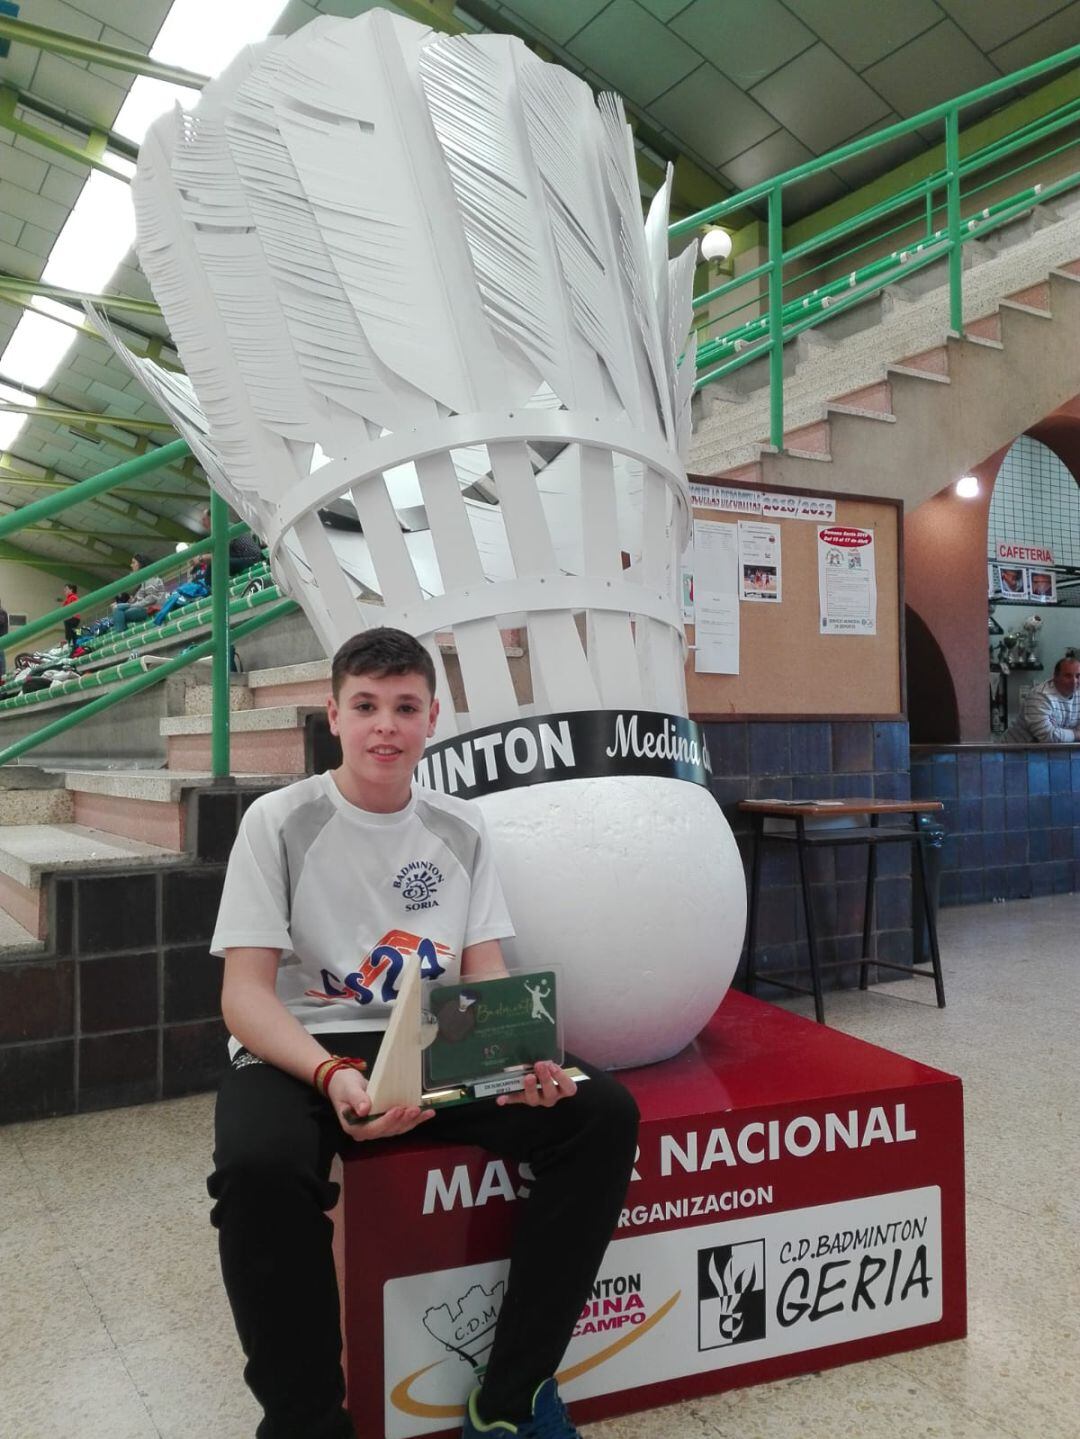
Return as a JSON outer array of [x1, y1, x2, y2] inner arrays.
[[0, 560, 279, 715]]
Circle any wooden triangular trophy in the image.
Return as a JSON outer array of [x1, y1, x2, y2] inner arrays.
[[364, 955, 424, 1114]]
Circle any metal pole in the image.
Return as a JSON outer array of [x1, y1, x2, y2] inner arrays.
[[210, 492, 231, 779], [0, 439, 190, 539], [767, 183, 785, 451], [945, 109, 964, 337]]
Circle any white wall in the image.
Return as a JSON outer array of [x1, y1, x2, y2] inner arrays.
[[0, 561, 88, 652]]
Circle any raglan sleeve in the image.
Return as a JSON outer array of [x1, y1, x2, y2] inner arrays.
[[464, 807, 516, 948], [210, 797, 294, 956]]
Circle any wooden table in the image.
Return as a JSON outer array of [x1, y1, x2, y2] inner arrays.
[[737, 798, 946, 1023]]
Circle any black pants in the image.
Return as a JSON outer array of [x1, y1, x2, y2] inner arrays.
[[208, 1032, 639, 1439]]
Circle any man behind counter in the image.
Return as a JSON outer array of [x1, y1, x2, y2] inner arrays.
[[1004, 657, 1080, 743]]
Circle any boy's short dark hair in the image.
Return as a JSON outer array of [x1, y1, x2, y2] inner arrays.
[[331, 628, 436, 700]]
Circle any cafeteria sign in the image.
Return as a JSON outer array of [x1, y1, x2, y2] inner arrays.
[[995, 540, 1054, 565]]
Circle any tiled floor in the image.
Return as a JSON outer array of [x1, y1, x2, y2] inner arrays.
[[2, 894, 1077, 1438]]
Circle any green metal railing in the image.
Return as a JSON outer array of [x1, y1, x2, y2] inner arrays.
[[674, 40, 1080, 449], [0, 442, 297, 775]]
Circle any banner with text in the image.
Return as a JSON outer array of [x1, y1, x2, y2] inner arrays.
[[415, 711, 712, 800], [383, 1186, 942, 1438]]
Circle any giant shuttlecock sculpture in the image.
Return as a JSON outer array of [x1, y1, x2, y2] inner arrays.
[[99, 9, 746, 1067]]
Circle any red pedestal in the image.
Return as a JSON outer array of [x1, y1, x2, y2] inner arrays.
[[335, 992, 966, 1438]]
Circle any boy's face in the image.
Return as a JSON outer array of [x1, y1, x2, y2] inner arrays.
[[327, 669, 438, 805]]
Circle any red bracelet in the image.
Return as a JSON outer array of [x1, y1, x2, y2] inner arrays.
[[313, 1055, 367, 1099]]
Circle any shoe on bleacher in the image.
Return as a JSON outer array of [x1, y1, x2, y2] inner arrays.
[[462, 1380, 581, 1437]]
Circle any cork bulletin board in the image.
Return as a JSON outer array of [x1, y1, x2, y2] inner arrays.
[[684, 479, 903, 720]]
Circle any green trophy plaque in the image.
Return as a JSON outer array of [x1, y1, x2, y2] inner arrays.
[[423, 970, 563, 1100], [361, 963, 581, 1115]]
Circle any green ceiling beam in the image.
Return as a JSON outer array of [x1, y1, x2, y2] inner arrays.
[[0, 537, 103, 586], [0, 506, 134, 569], [0, 397, 175, 435], [0, 16, 208, 88], [64, 424, 204, 484], [0, 468, 199, 502], [0, 288, 182, 371], [0, 457, 204, 542], [0, 272, 161, 319], [0, 85, 132, 184]]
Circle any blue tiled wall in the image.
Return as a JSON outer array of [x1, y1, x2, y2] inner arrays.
[[910, 746, 1080, 904], [705, 720, 913, 994]]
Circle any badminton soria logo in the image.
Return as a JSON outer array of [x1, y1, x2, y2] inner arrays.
[[394, 860, 444, 911]]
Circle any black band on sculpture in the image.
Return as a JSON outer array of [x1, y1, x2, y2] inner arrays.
[[415, 710, 712, 802]]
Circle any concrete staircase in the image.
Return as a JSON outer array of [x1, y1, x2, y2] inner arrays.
[[0, 661, 309, 956], [690, 198, 1080, 508], [0, 623, 538, 957]]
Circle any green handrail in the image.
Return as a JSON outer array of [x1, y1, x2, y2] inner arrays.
[[0, 435, 267, 780], [670, 41, 1080, 238], [0, 599, 297, 769], [672, 40, 1080, 447], [2, 522, 247, 656], [0, 439, 191, 538]]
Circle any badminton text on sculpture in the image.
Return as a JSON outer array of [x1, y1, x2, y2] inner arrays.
[[415, 710, 712, 799]]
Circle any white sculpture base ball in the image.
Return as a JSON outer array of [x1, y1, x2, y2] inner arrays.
[[476, 775, 746, 1069]]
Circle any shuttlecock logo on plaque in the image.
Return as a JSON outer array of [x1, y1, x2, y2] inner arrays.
[[97, 8, 746, 1068]]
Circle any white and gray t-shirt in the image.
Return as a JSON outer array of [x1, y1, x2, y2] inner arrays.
[[211, 772, 514, 1043]]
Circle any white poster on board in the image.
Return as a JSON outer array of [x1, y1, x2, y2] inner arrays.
[[680, 538, 695, 622], [818, 526, 877, 634], [738, 521, 782, 602], [692, 520, 739, 674]]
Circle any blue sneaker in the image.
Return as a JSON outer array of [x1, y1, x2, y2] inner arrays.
[[462, 1379, 581, 1437]]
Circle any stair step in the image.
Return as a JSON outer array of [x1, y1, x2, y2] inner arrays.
[[1004, 280, 1051, 312], [0, 788, 75, 825], [826, 402, 897, 424], [887, 363, 951, 384], [0, 823, 185, 889], [0, 906, 43, 956], [183, 680, 254, 717], [247, 659, 331, 708], [161, 703, 320, 737]]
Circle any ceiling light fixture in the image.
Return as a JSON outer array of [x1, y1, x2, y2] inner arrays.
[[955, 475, 979, 498]]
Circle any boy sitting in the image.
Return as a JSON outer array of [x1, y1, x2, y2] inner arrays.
[[209, 627, 639, 1439]]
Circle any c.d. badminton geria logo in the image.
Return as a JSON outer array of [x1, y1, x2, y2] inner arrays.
[[393, 860, 444, 912], [422, 1282, 505, 1375], [697, 1241, 766, 1350]]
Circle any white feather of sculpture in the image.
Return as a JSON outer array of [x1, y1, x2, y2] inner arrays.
[[596, 90, 672, 440], [246, 14, 530, 420], [516, 52, 642, 422], [108, 11, 699, 732]]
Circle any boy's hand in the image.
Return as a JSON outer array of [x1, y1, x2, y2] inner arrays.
[[326, 1066, 435, 1141], [496, 1060, 577, 1109]]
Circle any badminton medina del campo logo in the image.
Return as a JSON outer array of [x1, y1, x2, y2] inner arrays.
[[423, 1283, 505, 1374]]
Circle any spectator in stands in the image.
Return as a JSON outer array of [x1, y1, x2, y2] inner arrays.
[[59, 584, 80, 645], [197, 507, 263, 588], [112, 554, 168, 634], [152, 559, 210, 626], [0, 596, 7, 679], [208, 628, 638, 1439], [1004, 656, 1080, 743]]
